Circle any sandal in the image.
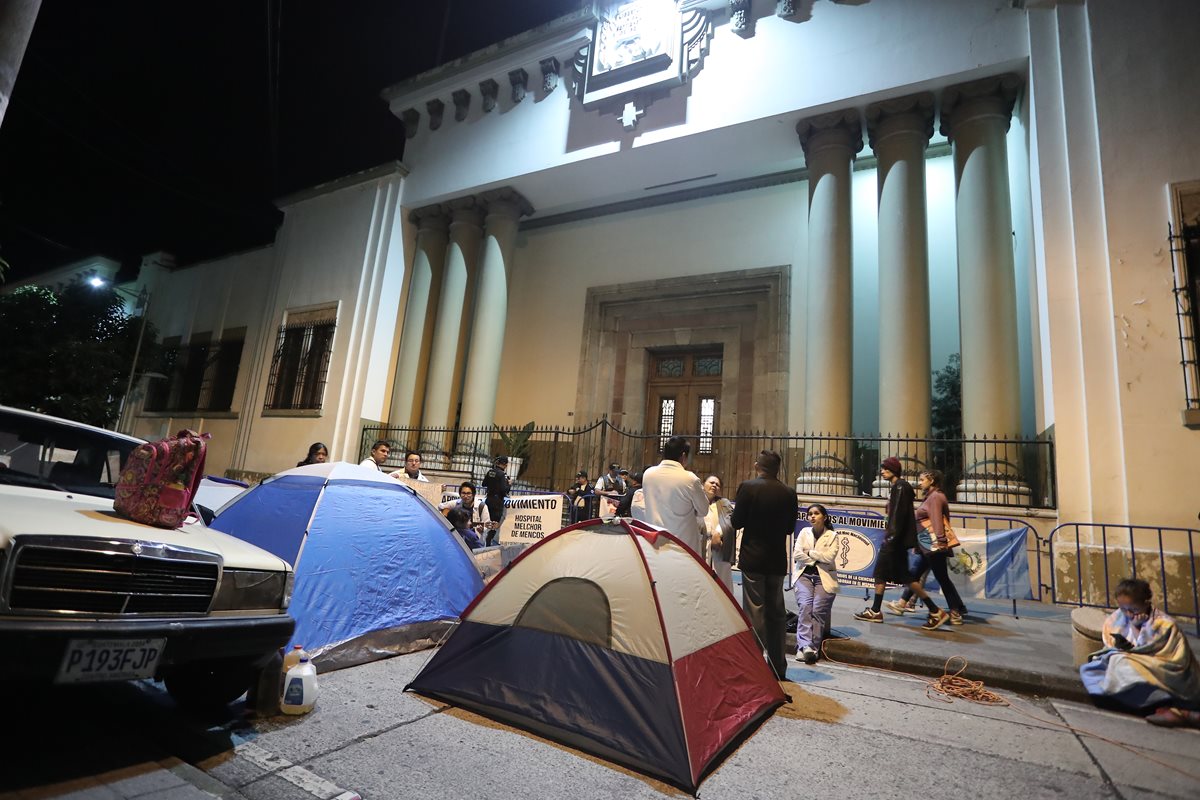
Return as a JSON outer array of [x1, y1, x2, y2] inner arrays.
[[1146, 707, 1200, 728]]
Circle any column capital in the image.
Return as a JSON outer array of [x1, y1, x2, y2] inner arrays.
[[939, 73, 1021, 140], [796, 109, 863, 160], [480, 187, 535, 219], [407, 203, 449, 232], [865, 92, 934, 150], [446, 196, 484, 229]]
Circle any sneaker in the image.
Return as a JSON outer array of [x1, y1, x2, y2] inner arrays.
[[922, 609, 950, 630], [949, 610, 964, 625], [801, 646, 818, 665], [853, 608, 884, 623], [885, 600, 911, 615]]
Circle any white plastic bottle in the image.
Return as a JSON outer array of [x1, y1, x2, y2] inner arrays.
[[280, 656, 318, 715], [282, 644, 307, 673]]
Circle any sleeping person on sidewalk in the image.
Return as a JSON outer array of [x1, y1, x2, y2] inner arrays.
[[1079, 578, 1200, 724]]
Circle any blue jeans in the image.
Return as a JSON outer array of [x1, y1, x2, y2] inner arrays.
[[793, 572, 835, 653]]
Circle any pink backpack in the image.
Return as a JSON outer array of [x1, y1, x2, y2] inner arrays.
[[114, 430, 211, 528]]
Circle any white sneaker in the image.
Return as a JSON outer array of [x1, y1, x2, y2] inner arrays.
[[801, 646, 818, 665], [885, 600, 911, 615]]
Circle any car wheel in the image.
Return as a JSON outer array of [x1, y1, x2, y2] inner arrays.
[[164, 660, 256, 710]]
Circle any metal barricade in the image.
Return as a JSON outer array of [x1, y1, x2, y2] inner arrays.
[[1048, 523, 1200, 634]]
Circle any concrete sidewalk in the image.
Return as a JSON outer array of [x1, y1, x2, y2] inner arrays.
[[792, 590, 1200, 703]]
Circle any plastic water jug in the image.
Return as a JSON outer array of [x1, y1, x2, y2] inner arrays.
[[282, 644, 308, 673], [280, 657, 318, 715]]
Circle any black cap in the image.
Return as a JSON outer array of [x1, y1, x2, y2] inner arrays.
[[495, 455, 509, 464], [576, 470, 588, 478], [609, 462, 620, 471], [618, 468, 629, 475]]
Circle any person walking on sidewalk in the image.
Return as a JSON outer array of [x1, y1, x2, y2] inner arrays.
[[909, 469, 967, 625], [731, 450, 798, 679], [792, 503, 839, 664], [854, 457, 951, 630]]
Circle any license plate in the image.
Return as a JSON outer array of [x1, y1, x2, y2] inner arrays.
[[56, 638, 166, 684]]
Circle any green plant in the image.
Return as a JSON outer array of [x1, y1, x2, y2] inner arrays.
[[497, 421, 535, 461]]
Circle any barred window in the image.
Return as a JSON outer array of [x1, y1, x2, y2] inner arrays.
[[1170, 182, 1200, 414], [265, 307, 337, 411]]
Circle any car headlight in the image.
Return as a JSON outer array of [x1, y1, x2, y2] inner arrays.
[[282, 570, 294, 611], [211, 569, 289, 612]]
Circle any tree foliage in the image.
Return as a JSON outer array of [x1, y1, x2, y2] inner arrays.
[[931, 353, 962, 439], [0, 282, 159, 427]]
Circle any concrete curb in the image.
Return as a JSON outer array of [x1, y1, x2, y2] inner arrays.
[[821, 638, 1091, 703], [161, 758, 251, 800]]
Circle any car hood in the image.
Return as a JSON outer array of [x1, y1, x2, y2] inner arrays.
[[0, 486, 291, 572]]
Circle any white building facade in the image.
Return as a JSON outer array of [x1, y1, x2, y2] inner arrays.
[[122, 0, 1199, 532]]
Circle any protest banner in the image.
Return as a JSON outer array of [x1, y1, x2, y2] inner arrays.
[[499, 494, 564, 544], [399, 476, 446, 509], [790, 509, 1032, 599]]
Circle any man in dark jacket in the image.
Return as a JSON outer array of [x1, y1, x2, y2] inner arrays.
[[853, 457, 949, 629], [481, 456, 511, 546], [731, 450, 797, 680]]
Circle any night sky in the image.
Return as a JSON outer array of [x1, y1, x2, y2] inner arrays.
[[0, 0, 581, 282]]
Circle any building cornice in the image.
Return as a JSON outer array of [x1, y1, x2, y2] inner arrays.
[[380, 9, 595, 113], [275, 161, 409, 208]]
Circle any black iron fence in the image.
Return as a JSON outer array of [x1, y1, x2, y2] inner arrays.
[[360, 419, 1056, 509]]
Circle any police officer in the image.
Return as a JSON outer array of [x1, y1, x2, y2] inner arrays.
[[481, 455, 511, 546]]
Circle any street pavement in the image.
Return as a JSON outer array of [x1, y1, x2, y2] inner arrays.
[[5, 591, 1200, 799]]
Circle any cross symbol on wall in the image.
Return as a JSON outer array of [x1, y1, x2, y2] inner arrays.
[[620, 101, 644, 131]]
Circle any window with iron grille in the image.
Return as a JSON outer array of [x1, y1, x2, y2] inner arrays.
[[1170, 182, 1200, 413], [264, 307, 337, 411]]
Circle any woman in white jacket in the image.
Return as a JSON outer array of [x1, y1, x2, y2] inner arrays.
[[793, 503, 840, 664]]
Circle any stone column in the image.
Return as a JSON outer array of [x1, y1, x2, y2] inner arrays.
[[458, 189, 533, 438], [795, 110, 862, 495], [420, 198, 483, 462], [389, 205, 447, 435], [867, 93, 934, 494], [940, 74, 1029, 504], [0, 0, 41, 129]]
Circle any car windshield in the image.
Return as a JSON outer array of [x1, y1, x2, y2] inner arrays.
[[0, 411, 139, 499]]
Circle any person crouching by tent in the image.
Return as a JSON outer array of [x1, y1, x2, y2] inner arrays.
[[792, 503, 839, 664], [448, 507, 483, 550], [1080, 578, 1200, 723]]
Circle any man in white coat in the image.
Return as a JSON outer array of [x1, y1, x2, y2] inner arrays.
[[634, 435, 708, 555]]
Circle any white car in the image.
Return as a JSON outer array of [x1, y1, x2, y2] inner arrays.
[[0, 406, 295, 709]]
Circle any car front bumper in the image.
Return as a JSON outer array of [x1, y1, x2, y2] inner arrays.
[[0, 613, 295, 682]]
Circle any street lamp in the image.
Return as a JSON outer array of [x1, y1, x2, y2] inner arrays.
[[90, 278, 152, 432]]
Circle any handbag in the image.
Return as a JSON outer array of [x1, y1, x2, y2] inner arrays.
[[917, 516, 960, 552]]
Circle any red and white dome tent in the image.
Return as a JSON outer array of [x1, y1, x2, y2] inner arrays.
[[405, 517, 787, 795]]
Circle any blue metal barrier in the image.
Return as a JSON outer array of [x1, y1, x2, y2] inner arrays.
[[949, 513, 1043, 602], [1048, 523, 1200, 634]]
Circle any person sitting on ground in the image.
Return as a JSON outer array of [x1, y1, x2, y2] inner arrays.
[[792, 503, 840, 664], [439, 481, 492, 533], [1079, 578, 1200, 723], [297, 442, 328, 467], [447, 507, 483, 550]]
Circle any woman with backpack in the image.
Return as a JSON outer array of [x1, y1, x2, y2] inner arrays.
[[792, 503, 839, 664]]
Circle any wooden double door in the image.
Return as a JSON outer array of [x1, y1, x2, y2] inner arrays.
[[643, 349, 722, 476]]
